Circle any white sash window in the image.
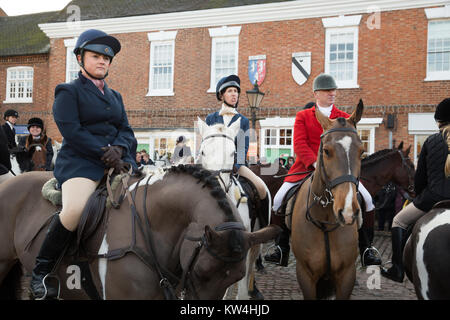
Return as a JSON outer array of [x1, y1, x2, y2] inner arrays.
[[4, 67, 33, 103]]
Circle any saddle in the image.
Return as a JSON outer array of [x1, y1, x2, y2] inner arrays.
[[237, 175, 269, 230], [281, 173, 312, 230], [38, 173, 131, 299]]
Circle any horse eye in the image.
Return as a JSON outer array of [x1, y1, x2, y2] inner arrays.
[[201, 151, 205, 156], [324, 149, 330, 156]]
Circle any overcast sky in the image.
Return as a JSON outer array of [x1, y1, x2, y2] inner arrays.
[[0, 0, 71, 16]]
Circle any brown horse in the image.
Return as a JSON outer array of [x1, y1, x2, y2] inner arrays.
[[0, 165, 280, 299], [250, 162, 288, 204], [360, 141, 416, 199], [291, 100, 364, 300]]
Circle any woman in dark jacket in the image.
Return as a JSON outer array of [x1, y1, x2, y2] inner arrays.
[[18, 117, 53, 171], [0, 125, 12, 183], [382, 98, 450, 283], [29, 29, 137, 300]]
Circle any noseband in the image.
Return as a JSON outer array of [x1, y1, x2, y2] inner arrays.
[[319, 127, 360, 191], [180, 221, 246, 299], [307, 126, 361, 229]]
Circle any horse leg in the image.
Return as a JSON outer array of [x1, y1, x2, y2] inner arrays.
[[295, 262, 317, 299], [247, 244, 263, 300], [0, 260, 22, 300], [236, 252, 252, 299], [334, 264, 356, 299]]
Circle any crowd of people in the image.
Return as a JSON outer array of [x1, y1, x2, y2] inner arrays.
[[0, 27, 449, 300]]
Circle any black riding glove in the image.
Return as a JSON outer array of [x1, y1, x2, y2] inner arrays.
[[101, 145, 123, 167]]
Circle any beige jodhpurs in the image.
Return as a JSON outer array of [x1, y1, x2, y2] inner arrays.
[[392, 202, 426, 230], [0, 172, 14, 184], [60, 177, 100, 231], [237, 166, 267, 199]]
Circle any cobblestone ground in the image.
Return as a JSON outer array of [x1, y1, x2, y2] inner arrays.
[[226, 230, 417, 300], [17, 231, 417, 300]]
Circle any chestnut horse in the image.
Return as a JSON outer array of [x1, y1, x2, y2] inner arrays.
[[291, 100, 364, 300], [0, 165, 280, 299]]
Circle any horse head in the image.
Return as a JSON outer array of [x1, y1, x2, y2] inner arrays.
[[314, 99, 365, 225], [197, 117, 240, 171], [179, 221, 280, 299]]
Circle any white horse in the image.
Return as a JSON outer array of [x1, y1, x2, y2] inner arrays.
[[197, 117, 270, 300]]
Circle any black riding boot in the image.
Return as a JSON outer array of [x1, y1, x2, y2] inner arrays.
[[358, 227, 382, 266], [381, 227, 407, 282], [30, 214, 73, 300], [264, 224, 290, 267]]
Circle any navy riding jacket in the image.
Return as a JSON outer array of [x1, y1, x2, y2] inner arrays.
[[53, 72, 136, 185], [205, 111, 249, 169], [413, 132, 450, 212]]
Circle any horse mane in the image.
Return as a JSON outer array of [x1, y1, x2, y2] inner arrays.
[[361, 148, 397, 167], [168, 164, 235, 221]]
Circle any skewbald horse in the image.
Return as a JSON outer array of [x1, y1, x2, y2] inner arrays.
[[291, 100, 364, 299]]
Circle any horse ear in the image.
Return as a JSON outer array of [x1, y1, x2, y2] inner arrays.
[[405, 145, 411, 157], [398, 141, 404, 150], [197, 117, 208, 137], [228, 118, 241, 138], [315, 107, 333, 131], [247, 225, 282, 246], [348, 99, 364, 127]]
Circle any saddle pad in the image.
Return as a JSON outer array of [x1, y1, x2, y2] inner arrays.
[[42, 178, 62, 206]]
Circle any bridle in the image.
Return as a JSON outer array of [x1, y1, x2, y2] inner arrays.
[[102, 168, 246, 300], [397, 149, 415, 194], [181, 221, 246, 300], [305, 126, 361, 280], [306, 127, 361, 227], [200, 133, 236, 192]]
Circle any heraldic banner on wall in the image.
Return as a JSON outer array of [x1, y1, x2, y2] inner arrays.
[[292, 52, 311, 86], [248, 55, 266, 86]]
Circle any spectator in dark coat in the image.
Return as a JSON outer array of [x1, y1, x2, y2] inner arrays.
[[382, 98, 450, 283], [2, 109, 19, 150], [0, 125, 12, 183]]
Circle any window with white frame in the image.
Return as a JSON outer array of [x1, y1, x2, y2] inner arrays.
[[425, 5, 450, 80], [323, 15, 361, 89], [356, 118, 382, 155], [426, 20, 450, 80], [64, 38, 79, 83], [147, 31, 177, 96], [4, 67, 33, 103], [208, 26, 241, 92]]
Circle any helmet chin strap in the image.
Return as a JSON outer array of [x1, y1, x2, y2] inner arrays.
[[78, 50, 109, 80]]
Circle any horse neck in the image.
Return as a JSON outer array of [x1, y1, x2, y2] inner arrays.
[[361, 153, 397, 196]]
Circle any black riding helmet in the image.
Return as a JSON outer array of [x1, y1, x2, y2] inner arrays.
[[73, 29, 121, 80], [4, 109, 18, 120], [435, 98, 450, 123], [27, 117, 44, 131], [216, 75, 241, 107]]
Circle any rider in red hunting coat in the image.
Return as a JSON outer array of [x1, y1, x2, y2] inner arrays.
[[266, 73, 381, 268], [284, 103, 349, 183]]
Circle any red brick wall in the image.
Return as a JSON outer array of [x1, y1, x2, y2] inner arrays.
[[0, 54, 53, 135], [17, 7, 450, 149]]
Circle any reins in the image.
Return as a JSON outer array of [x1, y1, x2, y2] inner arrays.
[[101, 167, 247, 300], [304, 126, 360, 280]]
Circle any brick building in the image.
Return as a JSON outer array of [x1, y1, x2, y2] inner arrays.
[[1, 0, 449, 163]]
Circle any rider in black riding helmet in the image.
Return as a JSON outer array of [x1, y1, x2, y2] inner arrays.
[[29, 29, 137, 300], [381, 98, 450, 283]]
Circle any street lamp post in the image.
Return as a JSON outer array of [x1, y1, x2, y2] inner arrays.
[[246, 81, 265, 163], [246, 81, 265, 130]]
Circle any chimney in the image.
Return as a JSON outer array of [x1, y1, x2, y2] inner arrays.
[[0, 8, 7, 16]]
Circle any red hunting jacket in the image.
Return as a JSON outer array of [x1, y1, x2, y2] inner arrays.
[[285, 105, 350, 183]]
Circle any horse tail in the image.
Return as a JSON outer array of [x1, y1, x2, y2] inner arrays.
[[316, 277, 335, 300], [0, 262, 23, 300]]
